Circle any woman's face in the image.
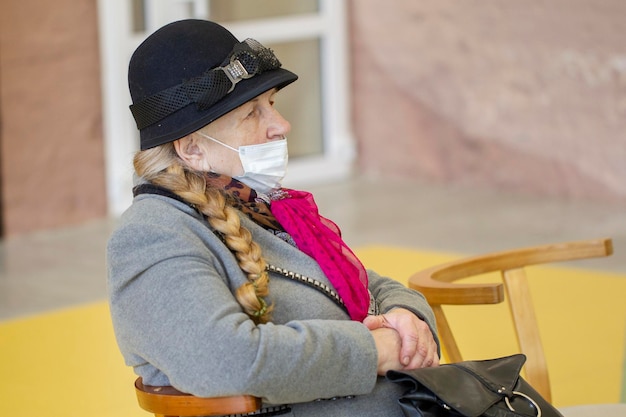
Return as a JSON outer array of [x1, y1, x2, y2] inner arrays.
[[176, 88, 291, 176]]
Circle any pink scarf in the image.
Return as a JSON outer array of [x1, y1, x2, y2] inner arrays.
[[270, 189, 369, 321]]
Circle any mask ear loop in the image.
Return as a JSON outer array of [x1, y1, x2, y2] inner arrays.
[[198, 132, 288, 151], [197, 132, 240, 153]]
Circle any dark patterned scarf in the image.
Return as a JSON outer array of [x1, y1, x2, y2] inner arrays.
[[203, 172, 284, 232]]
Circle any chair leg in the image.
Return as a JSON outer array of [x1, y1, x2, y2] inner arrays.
[[433, 305, 463, 363], [503, 267, 551, 403]]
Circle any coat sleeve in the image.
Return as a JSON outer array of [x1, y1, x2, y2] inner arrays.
[[366, 269, 440, 351], [107, 204, 378, 405]]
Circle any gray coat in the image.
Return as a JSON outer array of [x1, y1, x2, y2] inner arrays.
[[107, 192, 438, 416]]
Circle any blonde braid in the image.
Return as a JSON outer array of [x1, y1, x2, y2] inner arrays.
[[133, 143, 272, 323]]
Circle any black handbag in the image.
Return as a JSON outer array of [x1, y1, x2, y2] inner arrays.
[[387, 354, 563, 417]]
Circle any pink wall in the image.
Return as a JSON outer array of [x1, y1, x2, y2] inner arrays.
[[350, 0, 626, 202], [1, 1, 624, 236], [0, 0, 106, 236]]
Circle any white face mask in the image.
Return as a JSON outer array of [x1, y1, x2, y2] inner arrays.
[[198, 132, 289, 194]]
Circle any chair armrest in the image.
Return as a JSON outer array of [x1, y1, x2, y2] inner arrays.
[[408, 238, 612, 305], [135, 377, 262, 416]]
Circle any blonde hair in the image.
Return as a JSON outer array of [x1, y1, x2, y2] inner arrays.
[[133, 142, 272, 324]]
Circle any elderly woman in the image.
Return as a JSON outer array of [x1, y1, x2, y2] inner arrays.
[[107, 19, 439, 417]]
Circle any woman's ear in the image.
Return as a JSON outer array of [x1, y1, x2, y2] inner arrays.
[[173, 135, 210, 171]]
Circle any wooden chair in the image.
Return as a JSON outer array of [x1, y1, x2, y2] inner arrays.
[[408, 237, 613, 404], [134, 377, 261, 417]]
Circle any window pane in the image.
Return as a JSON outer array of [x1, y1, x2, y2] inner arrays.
[[270, 39, 323, 159], [209, 0, 318, 22]]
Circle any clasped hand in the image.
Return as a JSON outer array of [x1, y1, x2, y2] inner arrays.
[[364, 308, 439, 375]]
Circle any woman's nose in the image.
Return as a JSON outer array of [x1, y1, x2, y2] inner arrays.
[[267, 108, 291, 140]]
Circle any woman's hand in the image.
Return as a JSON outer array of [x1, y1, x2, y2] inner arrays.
[[370, 327, 403, 375], [364, 308, 439, 370]]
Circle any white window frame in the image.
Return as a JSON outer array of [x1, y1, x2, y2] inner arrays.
[[97, 0, 354, 216]]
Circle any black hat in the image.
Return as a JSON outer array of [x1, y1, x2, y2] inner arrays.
[[128, 19, 298, 150]]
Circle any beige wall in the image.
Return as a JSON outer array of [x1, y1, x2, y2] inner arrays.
[[0, 0, 106, 236], [350, 0, 626, 202]]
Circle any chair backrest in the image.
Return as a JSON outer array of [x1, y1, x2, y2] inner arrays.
[[408, 238, 613, 403], [134, 377, 261, 417]]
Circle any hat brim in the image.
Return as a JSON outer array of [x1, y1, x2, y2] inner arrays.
[[139, 67, 298, 150]]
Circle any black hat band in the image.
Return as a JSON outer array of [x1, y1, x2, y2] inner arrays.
[[129, 38, 282, 130]]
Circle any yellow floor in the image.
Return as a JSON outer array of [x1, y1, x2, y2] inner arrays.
[[1, 246, 624, 416], [0, 302, 141, 417]]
